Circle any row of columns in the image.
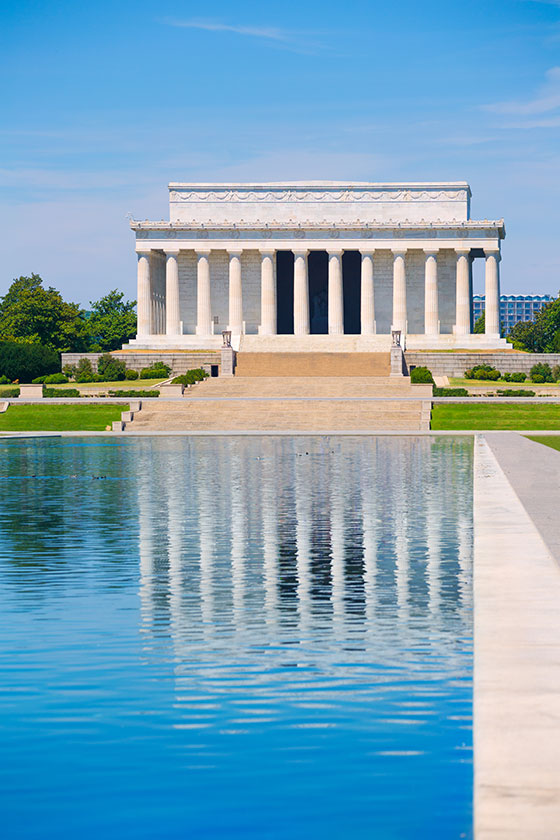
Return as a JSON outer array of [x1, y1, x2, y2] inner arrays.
[[137, 247, 501, 338]]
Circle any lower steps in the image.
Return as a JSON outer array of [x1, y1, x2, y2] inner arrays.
[[234, 352, 391, 377]]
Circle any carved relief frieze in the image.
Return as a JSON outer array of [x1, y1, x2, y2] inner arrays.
[[169, 188, 468, 204]]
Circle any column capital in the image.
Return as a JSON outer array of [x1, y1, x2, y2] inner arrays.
[[455, 248, 471, 258], [196, 248, 212, 257], [136, 250, 152, 259], [164, 249, 179, 258], [227, 248, 243, 258], [327, 247, 344, 256], [259, 248, 276, 258], [423, 248, 439, 258], [391, 247, 407, 257], [484, 248, 501, 261], [293, 249, 309, 258]]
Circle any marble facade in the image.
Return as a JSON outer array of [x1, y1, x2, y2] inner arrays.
[[127, 181, 507, 350]]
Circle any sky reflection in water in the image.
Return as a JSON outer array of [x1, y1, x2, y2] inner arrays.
[[0, 436, 473, 839]]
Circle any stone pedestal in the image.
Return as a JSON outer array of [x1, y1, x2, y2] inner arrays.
[[158, 384, 185, 397], [18, 384, 44, 399], [221, 345, 236, 377]]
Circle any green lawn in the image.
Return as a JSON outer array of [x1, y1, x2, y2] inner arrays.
[[449, 377, 559, 390], [431, 404, 560, 430], [525, 435, 560, 452], [0, 404, 126, 431]]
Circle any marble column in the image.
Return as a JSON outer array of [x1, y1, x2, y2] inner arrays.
[[424, 250, 439, 336], [228, 250, 243, 334], [293, 250, 310, 336], [392, 249, 407, 334], [259, 250, 277, 335], [165, 251, 181, 336], [328, 249, 344, 335], [455, 249, 471, 336], [485, 250, 501, 336], [360, 252, 375, 335], [137, 251, 152, 337], [195, 250, 212, 336]]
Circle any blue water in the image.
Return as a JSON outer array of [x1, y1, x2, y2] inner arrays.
[[0, 436, 473, 839]]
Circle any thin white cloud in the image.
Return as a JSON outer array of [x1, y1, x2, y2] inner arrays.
[[162, 18, 294, 44], [484, 66, 560, 115], [160, 17, 329, 55]]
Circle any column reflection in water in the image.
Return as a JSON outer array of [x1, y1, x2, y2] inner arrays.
[[134, 436, 473, 837]]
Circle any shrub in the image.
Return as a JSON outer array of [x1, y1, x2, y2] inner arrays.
[[410, 366, 434, 384], [0, 375, 10, 384], [43, 387, 81, 398], [140, 363, 171, 380], [552, 365, 560, 382], [0, 387, 20, 397], [0, 341, 59, 383], [32, 375, 47, 384], [496, 389, 536, 397], [172, 368, 210, 385], [125, 368, 139, 380], [511, 372, 527, 382], [433, 387, 469, 397], [97, 353, 126, 381], [465, 364, 501, 381], [108, 389, 159, 398], [530, 362, 554, 383], [44, 373, 68, 384], [75, 358, 95, 382], [62, 363, 76, 379]]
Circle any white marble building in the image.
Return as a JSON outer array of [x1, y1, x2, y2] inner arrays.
[[127, 181, 507, 350]]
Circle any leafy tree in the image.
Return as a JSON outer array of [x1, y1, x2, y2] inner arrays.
[[0, 341, 59, 382], [474, 312, 485, 334], [97, 353, 126, 381], [86, 290, 137, 352], [0, 275, 88, 353], [508, 295, 560, 352]]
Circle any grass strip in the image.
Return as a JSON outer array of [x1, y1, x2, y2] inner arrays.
[[431, 404, 560, 430], [0, 404, 125, 431], [525, 435, 560, 452]]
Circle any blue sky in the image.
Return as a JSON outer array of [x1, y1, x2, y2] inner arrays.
[[1, 0, 560, 304]]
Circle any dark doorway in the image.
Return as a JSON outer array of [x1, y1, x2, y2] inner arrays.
[[308, 251, 328, 334], [342, 251, 361, 335], [210, 365, 219, 377], [276, 251, 294, 334]]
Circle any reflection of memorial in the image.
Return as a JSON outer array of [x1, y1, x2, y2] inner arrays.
[[136, 438, 472, 675]]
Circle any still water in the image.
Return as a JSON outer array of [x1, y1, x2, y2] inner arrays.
[[0, 436, 473, 839]]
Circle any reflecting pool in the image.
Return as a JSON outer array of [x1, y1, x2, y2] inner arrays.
[[0, 436, 473, 839]]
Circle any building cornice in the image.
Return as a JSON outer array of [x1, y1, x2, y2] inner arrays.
[[130, 219, 505, 240]]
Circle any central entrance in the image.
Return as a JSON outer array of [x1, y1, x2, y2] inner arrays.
[[308, 251, 328, 334]]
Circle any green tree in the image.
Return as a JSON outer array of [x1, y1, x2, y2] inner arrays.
[[507, 294, 560, 352], [0, 275, 88, 352], [474, 312, 485, 334], [86, 290, 137, 352]]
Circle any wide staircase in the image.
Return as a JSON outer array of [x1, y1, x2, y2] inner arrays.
[[129, 376, 432, 432], [235, 352, 390, 377]]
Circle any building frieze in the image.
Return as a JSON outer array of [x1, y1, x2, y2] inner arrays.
[[169, 187, 469, 204]]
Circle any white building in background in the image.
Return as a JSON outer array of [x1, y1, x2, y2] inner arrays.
[[473, 294, 555, 335], [127, 181, 507, 351]]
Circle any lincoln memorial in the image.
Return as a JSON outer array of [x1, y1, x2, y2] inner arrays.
[[126, 181, 507, 351]]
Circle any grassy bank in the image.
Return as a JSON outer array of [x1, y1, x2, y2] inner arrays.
[[525, 435, 560, 452], [0, 404, 126, 431], [432, 404, 560, 430], [449, 377, 560, 390]]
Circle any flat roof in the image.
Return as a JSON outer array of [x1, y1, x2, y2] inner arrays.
[[168, 181, 471, 191]]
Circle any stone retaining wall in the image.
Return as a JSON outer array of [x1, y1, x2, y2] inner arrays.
[[405, 351, 560, 376], [62, 351, 221, 375]]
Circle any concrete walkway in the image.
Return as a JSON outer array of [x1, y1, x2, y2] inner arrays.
[[474, 434, 560, 838]]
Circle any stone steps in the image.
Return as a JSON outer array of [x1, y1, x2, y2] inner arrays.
[[130, 400, 426, 431], [234, 352, 391, 377], [190, 376, 425, 398]]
